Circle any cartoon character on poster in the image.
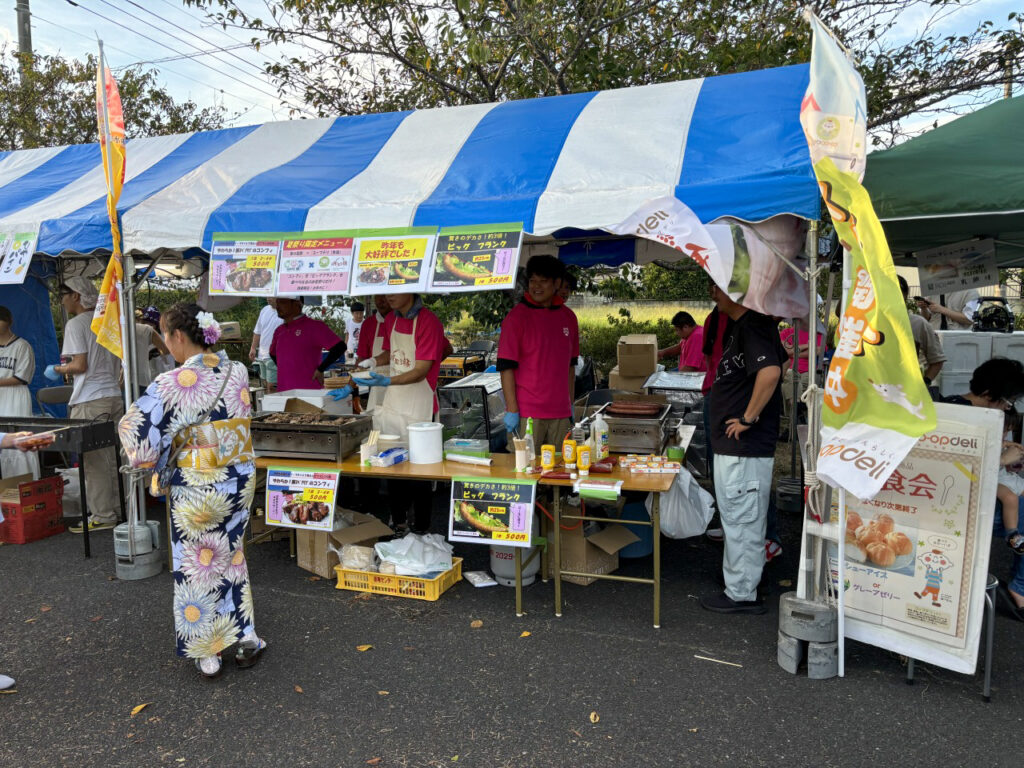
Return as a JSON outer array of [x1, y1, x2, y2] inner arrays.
[[913, 549, 955, 608]]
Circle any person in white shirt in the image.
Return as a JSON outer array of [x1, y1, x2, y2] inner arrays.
[[345, 302, 365, 358], [44, 277, 123, 532], [0, 305, 39, 479], [916, 288, 981, 331], [133, 320, 171, 396], [249, 298, 283, 391]]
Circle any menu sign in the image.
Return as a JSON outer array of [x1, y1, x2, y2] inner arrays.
[[350, 227, 436, 296], [429, 224, 523, 292], [265, 467, 340, 531], [276, 234, 354, 295], [448, 476, 536, 547], [209, 236, 280, 296], [0, 230, 37, 285], [916, 238, 998, 295], [827, 402, 1002, 673]]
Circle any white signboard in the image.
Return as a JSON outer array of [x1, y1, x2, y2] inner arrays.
[[828, 402, 1002, 673], [0, 230, 38, 284], [916, 238, 998, 296]]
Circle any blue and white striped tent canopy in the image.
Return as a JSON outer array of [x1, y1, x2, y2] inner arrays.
[[0, 63, 817, 257]]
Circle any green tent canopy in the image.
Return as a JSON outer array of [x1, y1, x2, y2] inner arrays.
[[864, 94, 1024, 266]]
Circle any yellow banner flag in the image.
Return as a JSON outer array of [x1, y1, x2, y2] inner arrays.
[[801, 13, 936, 499], [90, 48, 127, 359]]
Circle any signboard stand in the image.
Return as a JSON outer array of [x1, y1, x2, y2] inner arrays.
[[800, 402, 1003, 677]]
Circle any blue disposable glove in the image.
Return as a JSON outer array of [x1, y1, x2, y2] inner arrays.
[[44, 364, 61, 381], [328, 385, 353, 401], [352, 371, 391, 388], [504, 411, 520, 435]]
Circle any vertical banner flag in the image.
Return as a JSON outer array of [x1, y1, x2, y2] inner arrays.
[[90, 45, 128, 359], [801, 12, 935, 500]]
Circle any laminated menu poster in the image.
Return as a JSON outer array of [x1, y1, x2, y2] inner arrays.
[[826, 402, 1002, 673], [265, 467, 340, 531], [349, 227, 436, 296], [0, 230, 38, 285], [449, 476, 537, 548], [428, 224, 523, 293], [209, 235, 280, 296], [276, 234, 355, 296]]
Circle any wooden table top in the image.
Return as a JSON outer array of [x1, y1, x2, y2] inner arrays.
[[254, 452, 675, 493]]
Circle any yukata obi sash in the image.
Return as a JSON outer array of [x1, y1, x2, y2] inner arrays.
[[175, 418, 254, 471]]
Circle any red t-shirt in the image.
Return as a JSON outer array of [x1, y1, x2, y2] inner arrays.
[[779, 328, 824, 374], [680, 326, 707, 372], [701, 309, 730, 395], [356, 312, 387, 360], [497, 299, 580, 419], [382, 305, 447, 412], [270, 315, 342, 391]]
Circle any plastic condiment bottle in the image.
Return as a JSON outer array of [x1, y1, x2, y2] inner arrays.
[[592, 411, 609, 460], [577, 443, 591, 475], [525, 417, 536, 465], [562, 437, 577, 469]]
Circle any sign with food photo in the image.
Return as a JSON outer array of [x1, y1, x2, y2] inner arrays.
[[209, 236, 280, 296], [448, 476, 536, 547], [350, 227, 436, 296], [265, 467, 340, 531], [826, 403, 1002, 672], [428, 224, 523, 293], [276, 234, 355, 296]]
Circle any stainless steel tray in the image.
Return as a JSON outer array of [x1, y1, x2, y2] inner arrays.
[[250, 412, 373, 462]]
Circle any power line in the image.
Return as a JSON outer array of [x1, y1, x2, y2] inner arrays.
[[118, 0, 272, 79], [32, 12, 278, 119], [61, 0, 302, 112], [91, 0, 284, 101], [118, 42, 255, 69]]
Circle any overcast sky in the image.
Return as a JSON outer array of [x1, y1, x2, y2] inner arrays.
[[0, 0, 1019, 134]]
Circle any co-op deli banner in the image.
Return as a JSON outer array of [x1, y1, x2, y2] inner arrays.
[[608, 197, 810, 320], [801, 12, 935, 500]]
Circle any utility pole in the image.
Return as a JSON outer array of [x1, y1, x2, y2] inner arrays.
[[15, 0, 32, 69]]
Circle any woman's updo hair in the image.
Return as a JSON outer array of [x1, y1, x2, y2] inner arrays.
[[161, 303, 211, 349]]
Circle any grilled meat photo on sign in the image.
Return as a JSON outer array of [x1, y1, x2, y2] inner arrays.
[[454, 500, 508, 534], [283, 499, 331, 524], [358, 266, 387, 284], [441, 253, 492, 281], [224, 266, 273, 292], [392, 261, 420, 281]]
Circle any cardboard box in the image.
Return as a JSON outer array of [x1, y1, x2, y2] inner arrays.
[[545, 522, 638, 586], [0, 474, 64, 506], [616, 333, 658, 376], [295, 510, 393, 578], [0, 475, 64, 544], [608, 365, 649, 393]]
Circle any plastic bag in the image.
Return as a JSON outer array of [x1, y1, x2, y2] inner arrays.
[[58, 468, 81, 518], [646, 467, 715, 539], [375, 533, 453, 576], [341, 544, 377, 572]]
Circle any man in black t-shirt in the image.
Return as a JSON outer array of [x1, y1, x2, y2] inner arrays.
[[700, 289, 786, 615]]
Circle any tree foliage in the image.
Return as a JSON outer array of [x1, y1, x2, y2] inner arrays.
[[187, 0, 1023, 145], [0, 47, 229, 151]]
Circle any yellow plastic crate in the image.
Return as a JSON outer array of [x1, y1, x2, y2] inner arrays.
[[333, 557, 462, 601]]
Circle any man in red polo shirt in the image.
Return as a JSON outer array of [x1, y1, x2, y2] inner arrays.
[[498, 255, 579, 447], [269, 297, 346, 391]]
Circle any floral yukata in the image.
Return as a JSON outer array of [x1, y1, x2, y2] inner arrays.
[[119, 351, 258, 660]]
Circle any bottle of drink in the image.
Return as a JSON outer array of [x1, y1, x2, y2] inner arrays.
[[592, 411, 610, 460], [525, 417, 536, 465]]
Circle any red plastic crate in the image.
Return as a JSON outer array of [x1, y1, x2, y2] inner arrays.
[[0, 497, 64, 544]]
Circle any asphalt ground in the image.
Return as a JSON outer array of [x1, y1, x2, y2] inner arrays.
[[2, 486, 1023, 768]]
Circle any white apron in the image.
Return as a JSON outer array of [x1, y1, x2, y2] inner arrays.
[[373, 315, 434, 441], [366, 313, 390, 413], [0, 337, 39, 479]]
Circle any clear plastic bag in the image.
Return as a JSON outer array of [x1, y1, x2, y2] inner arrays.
[[646, 467, 715, 539]]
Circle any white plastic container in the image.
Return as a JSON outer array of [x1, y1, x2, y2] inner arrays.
[[407, 422, 443, 464], [592, 411, 610, 460]]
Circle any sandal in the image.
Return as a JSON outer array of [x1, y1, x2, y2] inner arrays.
[[1007, 533, 1024, 555], [996, 582, 1024, 623], [235, 639, 267, 669], [195, 654, 223, 679]]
